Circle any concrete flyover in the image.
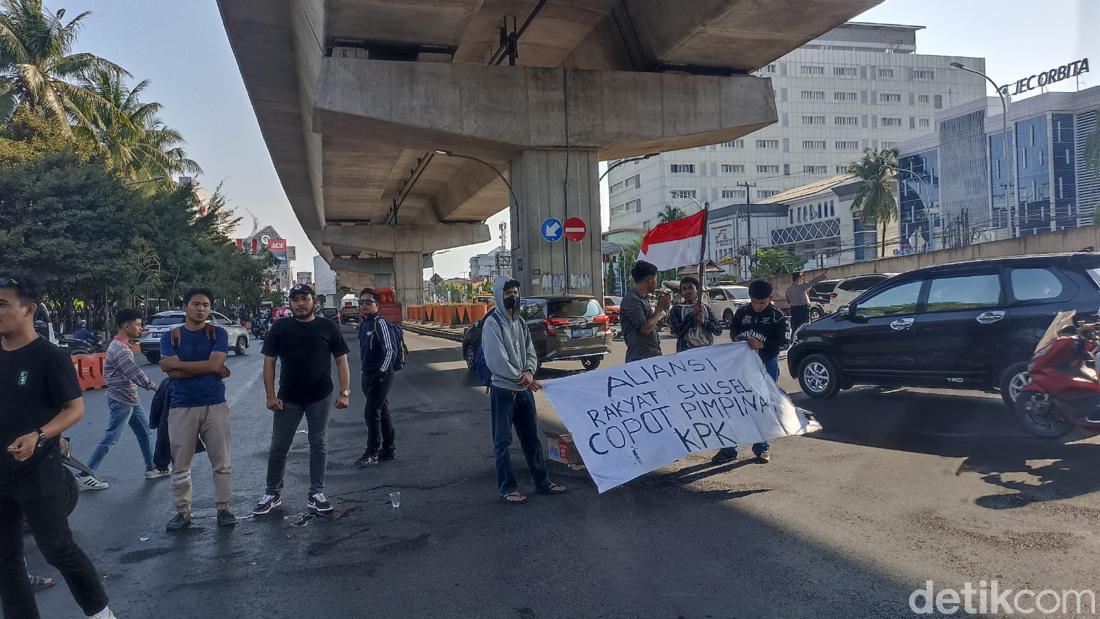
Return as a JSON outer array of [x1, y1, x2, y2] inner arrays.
[[218, 0, 882, 311]]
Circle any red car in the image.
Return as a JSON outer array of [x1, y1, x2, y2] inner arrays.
[[603, 296, 622, 325]]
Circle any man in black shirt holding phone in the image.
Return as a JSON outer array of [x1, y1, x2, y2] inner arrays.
[[0, 274, 114, 619]]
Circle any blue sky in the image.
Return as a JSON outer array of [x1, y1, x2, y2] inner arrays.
[[71, 0, 1098, 278]]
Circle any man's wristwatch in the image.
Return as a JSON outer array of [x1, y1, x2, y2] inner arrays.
[[339, 390, 351, 398], [35, 429, 48, 450]]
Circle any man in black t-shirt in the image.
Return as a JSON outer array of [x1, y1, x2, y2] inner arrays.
[[253, 285, 350, 516], [0, 275, 115, 618]]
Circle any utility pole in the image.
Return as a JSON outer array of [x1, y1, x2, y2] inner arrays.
[[737, 182, 756, 278]]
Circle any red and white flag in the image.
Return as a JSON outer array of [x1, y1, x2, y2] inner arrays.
[[638, 210, 706, 271]]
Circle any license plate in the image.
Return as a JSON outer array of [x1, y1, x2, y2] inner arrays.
[[571, 328, 594, 339]]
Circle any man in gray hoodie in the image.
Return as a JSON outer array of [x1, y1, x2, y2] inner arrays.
[[482, 278, 567, 504]]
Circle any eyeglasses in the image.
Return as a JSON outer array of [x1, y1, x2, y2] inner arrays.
[[0, 277, 19, 287], [359, 299, 377, 306]]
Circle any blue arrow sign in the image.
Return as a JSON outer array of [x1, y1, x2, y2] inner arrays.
[[541, 218, 563, 242]]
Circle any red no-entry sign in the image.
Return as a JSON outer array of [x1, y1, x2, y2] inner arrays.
[[564, 217, 587, 242]]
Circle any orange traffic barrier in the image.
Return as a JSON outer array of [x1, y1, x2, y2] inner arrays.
[[439, 305, 452, 326], [469, 304, 488, 322], [74, 354, 106, 391]]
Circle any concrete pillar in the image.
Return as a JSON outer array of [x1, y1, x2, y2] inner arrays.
[[393, 252, 424, 318], [509, 149, 602, 298]]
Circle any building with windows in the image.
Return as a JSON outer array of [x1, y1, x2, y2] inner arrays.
[[607, 21, 986, 231], [468, 246, 511, 278], [896, 85, 1100, 253], [706, 174, 901, 279]]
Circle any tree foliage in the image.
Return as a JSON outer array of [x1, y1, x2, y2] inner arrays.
[[658, 205, 687, 224], [848, 148, 898, 257], [750, 248, 806, 279]]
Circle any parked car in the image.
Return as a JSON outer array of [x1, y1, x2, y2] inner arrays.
[[139, 310, 251, 364], [823, 273, 900, 315], [319, 307, 340, 321], [808, 279, 841, 321], [787, 253, 1100, 409], [604, 296, 622, 325], [462, 295, 611, 374], [705, 285, 752, 324]]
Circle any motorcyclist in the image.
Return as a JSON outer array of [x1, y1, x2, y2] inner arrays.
[[73, 320, 96, 344]]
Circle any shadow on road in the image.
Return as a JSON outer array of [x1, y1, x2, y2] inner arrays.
[[802, 388, 1100, 510]]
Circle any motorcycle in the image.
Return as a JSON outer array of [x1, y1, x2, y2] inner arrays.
[[1014, 310, 1100, 438], [251, 319, 269, 340]]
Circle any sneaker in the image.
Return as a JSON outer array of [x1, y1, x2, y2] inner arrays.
[[378, 449, 396, 462], [217, 509, 238, 527], [78, 474, 109, 490], [144, 468, 171, 480], [710, 448, 737, 464], [165, 512, 192, 531], [308, 492, 333, 513], [755, 452, 772, 463], [355, 454, 379, 468], [252, 493, 282, 515]]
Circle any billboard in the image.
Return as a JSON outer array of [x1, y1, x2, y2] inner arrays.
[[268, 238, 287, 253]]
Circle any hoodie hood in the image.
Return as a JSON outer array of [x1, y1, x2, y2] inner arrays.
[[493, 277, 517, 317]]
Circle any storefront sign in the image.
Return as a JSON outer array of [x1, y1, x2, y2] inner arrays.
[[1000, 58, 1089, 97]]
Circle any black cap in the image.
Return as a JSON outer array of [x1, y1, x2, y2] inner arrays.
[[289, 284, 315, 297]]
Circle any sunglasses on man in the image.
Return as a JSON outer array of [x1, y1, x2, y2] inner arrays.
[[358, 299, 377, 306]]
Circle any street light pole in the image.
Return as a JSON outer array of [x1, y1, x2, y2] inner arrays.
[[950, 62, 1017, 237]]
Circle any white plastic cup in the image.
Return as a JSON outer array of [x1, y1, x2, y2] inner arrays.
[[389, 491, 401, 508]]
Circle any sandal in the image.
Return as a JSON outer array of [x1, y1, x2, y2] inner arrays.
[[539, 482, 568, 495], [28, 574, 54, 592], [501, 491, 528, 505]]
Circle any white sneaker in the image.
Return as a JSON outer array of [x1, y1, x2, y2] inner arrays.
[[88, 606, 116, 619], [144, 468, 171, 479], [78, 475, 109, 490]]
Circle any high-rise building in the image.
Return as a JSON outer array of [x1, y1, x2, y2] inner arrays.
[[607, 22, 987, 231], [897, 84, 1100, 253]]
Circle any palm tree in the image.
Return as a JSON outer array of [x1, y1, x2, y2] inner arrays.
[[75, 69, 200, 181], [658, 205, 686, 224], [848, 148, 898, 257], [0, 0, 125, 132]]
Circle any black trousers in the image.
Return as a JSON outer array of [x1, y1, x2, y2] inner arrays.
[[361, 371, 395, 457], [0, 454, 108, 618], [790, 305, 811, 334]]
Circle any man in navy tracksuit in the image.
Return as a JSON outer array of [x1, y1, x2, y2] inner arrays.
[[713, 279, 790, 464], [356, 288, 396, 468]]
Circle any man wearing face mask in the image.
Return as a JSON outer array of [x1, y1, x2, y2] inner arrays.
[[482, 279, 567, 504]]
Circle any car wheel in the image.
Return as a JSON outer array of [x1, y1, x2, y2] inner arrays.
[[798, 354, 840, 399], [581, 357, 602, 371], [144, 352, 160, 364], [235, 336, 248, 356], [998, 361, 1031, 409], [723, 309, 734, 324], [1013, 391, 1073, 438], [809, 306, 823, 321], [464, 345, 477, 371]]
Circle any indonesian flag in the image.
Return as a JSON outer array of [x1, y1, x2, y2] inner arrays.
[[638, 210, 706, 270]]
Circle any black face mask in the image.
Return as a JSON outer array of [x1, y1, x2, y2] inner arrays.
[[503, 296, 518, 310]]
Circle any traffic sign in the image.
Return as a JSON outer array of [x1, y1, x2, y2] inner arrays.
[[564, 217, 587, 242], [541, 218, 563, 242]]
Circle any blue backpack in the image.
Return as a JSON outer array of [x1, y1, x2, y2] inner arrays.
[[389, 322, 408, 372], [475, 310, 504, 388]]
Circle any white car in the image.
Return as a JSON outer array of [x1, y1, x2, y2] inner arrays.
[[139, 310, 251, 364], [823, 273, 900, 314], [705, 285, 752, 324]]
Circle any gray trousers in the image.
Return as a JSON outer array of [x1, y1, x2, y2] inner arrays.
[[265, 398, 330, 495]]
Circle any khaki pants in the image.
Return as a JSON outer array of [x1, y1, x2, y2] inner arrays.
[[168, 403, 232, 512]]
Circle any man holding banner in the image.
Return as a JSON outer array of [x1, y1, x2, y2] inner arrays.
[[481, 279, 567, 504]]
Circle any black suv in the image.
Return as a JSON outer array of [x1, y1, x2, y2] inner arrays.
[[788, 254, 1100, 408], [462, 295, 611, 373]]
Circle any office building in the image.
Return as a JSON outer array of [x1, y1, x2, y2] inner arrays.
[[607, 21, 987, 231]]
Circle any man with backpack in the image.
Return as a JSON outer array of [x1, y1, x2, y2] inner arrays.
[[355, 288, 402, 468], [253, 284, 350, 515], [482, 279, 567, 504], [158, 288, 236, 531]]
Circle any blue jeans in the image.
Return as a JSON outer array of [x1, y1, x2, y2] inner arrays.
[[86, 399, 155, 472], [723, 355, 780, 458], [490, 387, 551, 496]]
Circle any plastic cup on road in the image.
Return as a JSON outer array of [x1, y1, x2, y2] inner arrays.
[[389, 491, 400, 508]]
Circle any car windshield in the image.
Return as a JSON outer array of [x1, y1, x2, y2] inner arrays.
[[813, 282, 838, 293], [723, 287, 751, 300], [605, 296, 622, 306], [149, 315, 185, 326], [548, 299, 601, 318]]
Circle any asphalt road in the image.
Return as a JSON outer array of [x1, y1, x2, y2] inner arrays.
[[32, 327, 1100, 618]]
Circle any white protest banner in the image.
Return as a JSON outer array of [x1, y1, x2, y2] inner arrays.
[[541, 343, 815, 493]]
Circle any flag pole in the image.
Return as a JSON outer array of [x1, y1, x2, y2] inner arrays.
[[698, 202, 710, 286]]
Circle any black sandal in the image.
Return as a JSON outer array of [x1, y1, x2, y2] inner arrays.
[[539, 482, 568, 495]]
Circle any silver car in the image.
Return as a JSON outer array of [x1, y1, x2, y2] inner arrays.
[[139, 310, 251, 364]]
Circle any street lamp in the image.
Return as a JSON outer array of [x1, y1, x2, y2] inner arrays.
[[950, 61, 1017, 237], [598, 153, 658, 183]]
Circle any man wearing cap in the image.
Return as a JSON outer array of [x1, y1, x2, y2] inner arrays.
[[253, 284, 351, 516]]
